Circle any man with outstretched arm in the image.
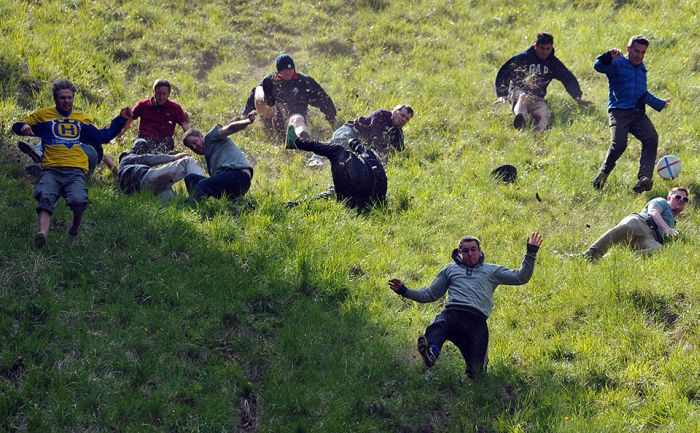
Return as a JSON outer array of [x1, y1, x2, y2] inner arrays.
[[579, 187, 689, 260], [12, 78, 132, 247], [389, 232, 543, 378], [591, 35, 670, 193], [181, 112, 256, 200], [495, 32, 591, 132]]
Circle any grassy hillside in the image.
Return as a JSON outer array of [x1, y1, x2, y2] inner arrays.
[[1, 0, 699, 431]]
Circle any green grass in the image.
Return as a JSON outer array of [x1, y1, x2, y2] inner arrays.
[[2, 0, 700, 431]]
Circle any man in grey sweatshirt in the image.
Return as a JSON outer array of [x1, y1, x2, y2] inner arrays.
[[389, 232, 543, 378], [118, 152, 204, 200]]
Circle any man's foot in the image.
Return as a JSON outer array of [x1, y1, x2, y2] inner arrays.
[[18, 141, 42, 163], [25, 165, 42, 178], [286, 125, 298, 149], [34, 232, 47, 249], [632, 176, 653, 194], [513, 113, 526, 129], [417, 335, 436, 368], [592, 171, 608, 190]]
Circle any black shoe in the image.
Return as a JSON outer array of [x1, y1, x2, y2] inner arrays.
[[184, 175, 200, 195], [592, 171, 608, 190], [25, 165, 42, 178], [513, 113, 526, 129], [18, 141, 42, 163], [286, 125, 298, 149], [632, 176, 653, 194], [417, 335, 436, 368]]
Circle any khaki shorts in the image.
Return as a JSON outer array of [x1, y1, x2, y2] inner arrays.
[[508, 88, 549, 114]]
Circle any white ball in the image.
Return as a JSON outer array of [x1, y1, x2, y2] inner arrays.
[[656, 155, 682, 180]]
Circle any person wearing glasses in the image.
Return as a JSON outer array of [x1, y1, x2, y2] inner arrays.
[[388, 232, 543, 378], [580, 187, 690, 260]]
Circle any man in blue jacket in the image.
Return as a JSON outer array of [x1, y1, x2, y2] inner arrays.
[[389, 232, 543, 378], [496, 32, 590, 131], [592, 35, 670, 193]]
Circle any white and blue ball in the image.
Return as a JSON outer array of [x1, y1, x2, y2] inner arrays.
[[656, 155, 682, 180]]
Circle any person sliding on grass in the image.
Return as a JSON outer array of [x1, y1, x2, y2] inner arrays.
[[389, 232, 543, 378], [181, 112, 256, 201], [578, 187, 689, 260], [241, 53, 338, 144], [12, 79, 132, 248], [117, 151, 205, 201], [307, 104, 414, 166], [286, 125, 387, 210], [495, 32, 590, 132]]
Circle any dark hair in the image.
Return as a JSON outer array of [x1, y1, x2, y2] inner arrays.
[[628, 35, 649, 47], [536, 32, 554, 46], [51, 79, 78, 99], [459, 236, 481, 249], [392, 104, 414, 116], [153, 78, 171, 92], [182, 128, 202, 147]]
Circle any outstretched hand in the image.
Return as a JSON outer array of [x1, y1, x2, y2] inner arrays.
[[247, 110, 257, 123], [609, 48, 623, 59], [388, 278, 404, 293], [20, 124, 35, 136], [120, 107, 134, 120], [527, 232, 543, 247]]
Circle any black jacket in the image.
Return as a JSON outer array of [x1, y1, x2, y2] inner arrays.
[[494, 46, 582, 99]]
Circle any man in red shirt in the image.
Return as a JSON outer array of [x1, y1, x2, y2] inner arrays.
[[118, 79, 190, 154]]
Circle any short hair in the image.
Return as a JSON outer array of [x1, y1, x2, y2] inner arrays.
[[670, 186, 689, 197], [153, 79, 171, 92], [536, 32, 554, 46], [459, 236, 481, 249], [51, 79, 78, 99], [392, 104, 414, 116], [182, 128, 202, 147], [628, 35, 649, 47]]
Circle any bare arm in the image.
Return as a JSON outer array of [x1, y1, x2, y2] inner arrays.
[[218, 111, 256, 138], [116, 118, 134, 140], [181, 121, 191, 132], [649, 204, 677, 236]]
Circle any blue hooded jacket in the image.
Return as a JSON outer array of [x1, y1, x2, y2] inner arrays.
[[593, 51, 666, 112]]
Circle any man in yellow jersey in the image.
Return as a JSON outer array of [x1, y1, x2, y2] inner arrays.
[[13, 79, 132, 248]]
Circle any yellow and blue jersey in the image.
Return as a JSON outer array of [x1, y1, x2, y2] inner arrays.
[[13, 107, 127, 172]]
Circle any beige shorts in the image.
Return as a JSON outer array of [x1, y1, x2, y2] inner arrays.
[[508, 88, 549, 114]]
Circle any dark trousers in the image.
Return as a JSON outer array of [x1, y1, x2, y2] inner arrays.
[[185, 169, 251, 200], [295, 139, 387, 208], [600, 109, 658, 179], [425, 309, 489, 378]]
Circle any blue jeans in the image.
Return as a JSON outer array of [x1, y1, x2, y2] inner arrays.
[[185, 169, 251, 200]]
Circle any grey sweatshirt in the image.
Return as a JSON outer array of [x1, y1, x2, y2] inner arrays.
[[118, 153, 180, 194], [398, 244, 539, 318]]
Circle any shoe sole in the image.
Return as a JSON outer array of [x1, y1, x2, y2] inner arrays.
[[417, 335, 435, 368], [633, 178, 653, 193], [18, 141, 42, 163], [513, 114, 525, 129]]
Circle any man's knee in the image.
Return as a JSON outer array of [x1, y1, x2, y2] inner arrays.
[[253, 86, 276, 121]]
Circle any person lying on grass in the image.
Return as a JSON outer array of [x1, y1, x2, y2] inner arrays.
[[578, 187, 689, 260], [117, 151, 205, 201], [181, 112, 256, 201], [389, 232, 543, 378]]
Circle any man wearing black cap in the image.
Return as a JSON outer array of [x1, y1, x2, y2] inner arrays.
[[242, 53, 337, 143]]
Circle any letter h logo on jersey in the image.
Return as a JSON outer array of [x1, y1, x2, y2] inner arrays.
[[53, 119, 80, 140]]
